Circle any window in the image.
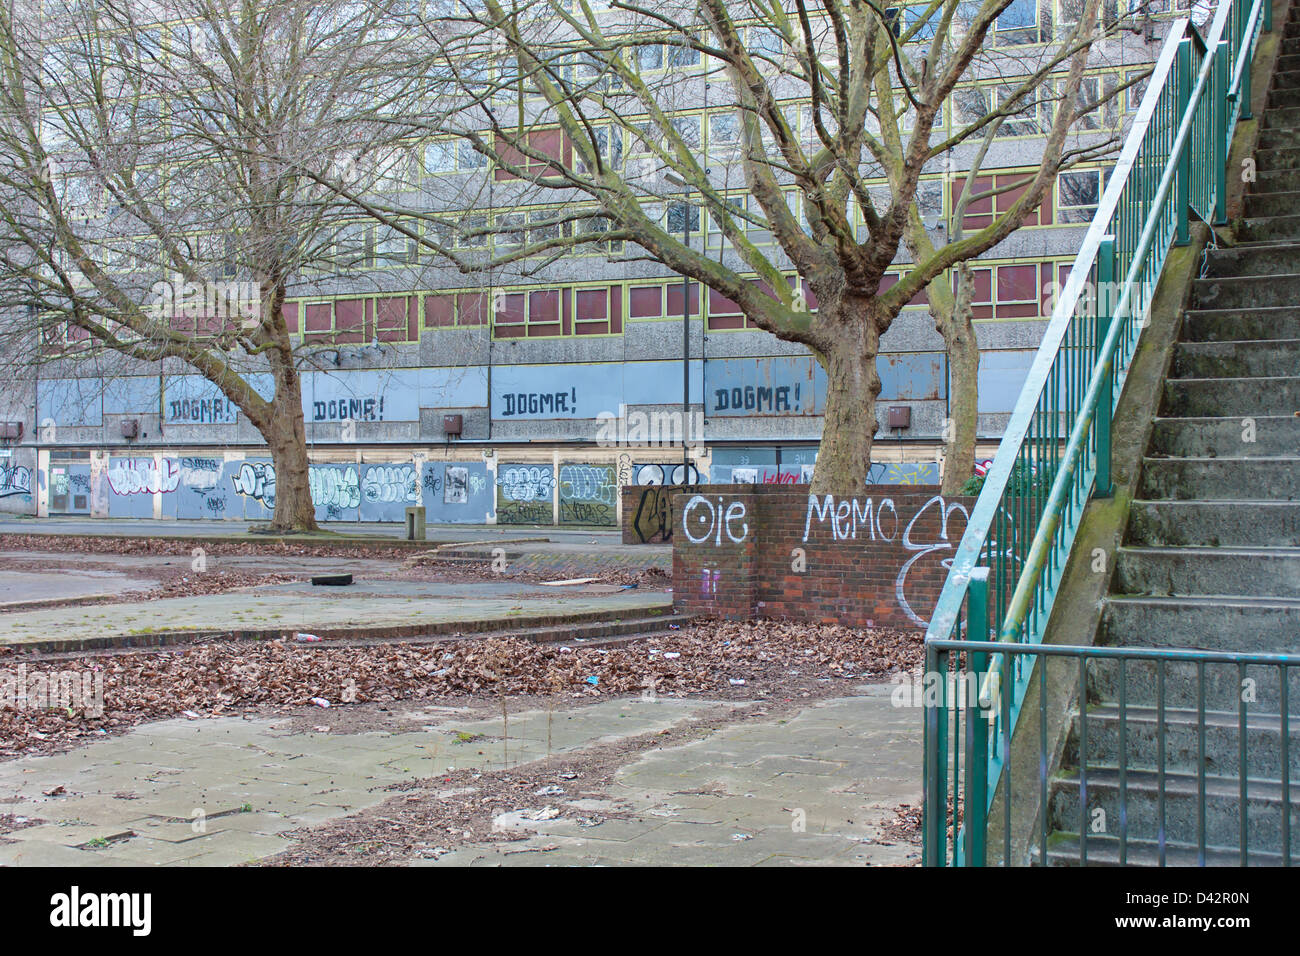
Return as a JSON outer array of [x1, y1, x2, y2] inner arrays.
[[1073, 75, 1119, 132], [1125, 69, 1151, 113], [709, 112, 740, 153], [424, 139, 459, 174], [960, 261, 1060, 319], [886, 5, 942, 40], [1057, 168, 1101, 223], [666, 201, 700, 235], [492, 285, 623, 338], [666, 38, 700, 67], [670, 114, 702, 149], [494, 127, 567, 181], [996, 0, 1046, 44], [454, 214, 488, 248], [575, 125, 623, 174], [576, 215, 621, 254], [707, 278, 784, 330], [374, 224, 417, 265], [953, 86, 991, 128], [996, 84, 1047, 137], [953, 171, 1052, 230], [424, 291, 489, 328], [289, 295, 418, 344], [636, 44, 663, 71], [747, 27, 784, 58]]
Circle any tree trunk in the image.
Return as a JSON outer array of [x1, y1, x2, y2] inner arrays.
[[939, 266, 981, 495], [810, 309, 881, 494], [262, 361, 319, 533]]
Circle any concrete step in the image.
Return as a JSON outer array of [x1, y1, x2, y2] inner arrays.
[[1180, 306, 1300, 341], [1148, 416, 1300, 460], [1140, 457, 1300, 501], [1114, 545, 1300, 598], [1271, 54, 1300, 78], [1191, 272, 1300, 309], [1243, 189, 1300, 218], [1128, 498, 1300, 547], [1204, 242, 1300, 275], [1101, 594, 1300, 654], [1266, 86, 1300, 110], [1162, 376, 1300, 417], [1085, 653, 1300, 717], [1068, 704, 1300, 781], [1259, 126, 1300, 152], [1251, 145, 1300, 174], [1048, 769, 1300, 854], [1263, 106, 1300, 130], [1238, 212, 1300, 241], [1172, 339, 1300, 378], [1040, 833, 1298, 866], [1254, 165, 1300, 191]]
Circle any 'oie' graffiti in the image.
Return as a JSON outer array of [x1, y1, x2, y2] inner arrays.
[[681, 495, 749, 546]]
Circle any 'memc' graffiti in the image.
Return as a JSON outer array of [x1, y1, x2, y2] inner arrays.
[[0, 464, 32, 498], [802, 494, 969, 627]]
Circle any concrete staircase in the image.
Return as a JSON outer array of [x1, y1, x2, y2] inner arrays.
[[1042, 21, 1300, 864]]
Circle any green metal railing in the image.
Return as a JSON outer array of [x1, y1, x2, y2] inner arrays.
[[925, 633, 1300, 865], [922, 0, 1271, 867]]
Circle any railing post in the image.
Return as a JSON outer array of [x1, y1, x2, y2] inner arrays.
[[923, 640, 949, 866], [1265, 0, 1273, 33], [963, 568, 991, 867], [1215, 40, 1230, 225], [1095, 238, 1116, 498], [1239, 15, 1254, 122], [1175, 38, 1193, 246]]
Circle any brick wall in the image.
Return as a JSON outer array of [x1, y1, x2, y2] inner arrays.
[[671, 487, 976, 631]]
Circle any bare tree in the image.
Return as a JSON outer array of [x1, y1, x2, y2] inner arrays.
[[359, 0, 1142, 493], [0, 0, 424, 530]]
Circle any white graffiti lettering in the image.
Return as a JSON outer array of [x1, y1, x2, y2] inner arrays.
[[107, 458, 180, 497], [497, 466, 554, 502], [230, 461, 275, 507], [361, 464, 419, 504], [682, 495, 749, 546], [309, 465, 360, 510]]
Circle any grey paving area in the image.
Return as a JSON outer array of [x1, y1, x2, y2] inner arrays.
[[0, 516, 628, 546], [0, 687, 921, 866], [0, 569, 156, 606], [0, 586, 670, 646], [425, 686, 921, 867]]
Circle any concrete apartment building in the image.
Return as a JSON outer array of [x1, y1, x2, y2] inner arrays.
[[0, 0, 1181, 526]]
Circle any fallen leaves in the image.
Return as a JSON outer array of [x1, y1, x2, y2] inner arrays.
[[0, 619, 922, 760]]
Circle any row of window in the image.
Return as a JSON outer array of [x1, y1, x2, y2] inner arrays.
[[44, 256, 1076, 354], [311, 166, 1105, 267], [276, 261, 1070, 342]]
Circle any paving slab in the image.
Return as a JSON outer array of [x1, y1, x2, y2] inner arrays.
[[0, 698, 707, 866], [418, 686, 923, 867], [0, 585, 670, 649]]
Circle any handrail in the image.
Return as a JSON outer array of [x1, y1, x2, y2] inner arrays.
[[922, 0, 1271, 867]]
